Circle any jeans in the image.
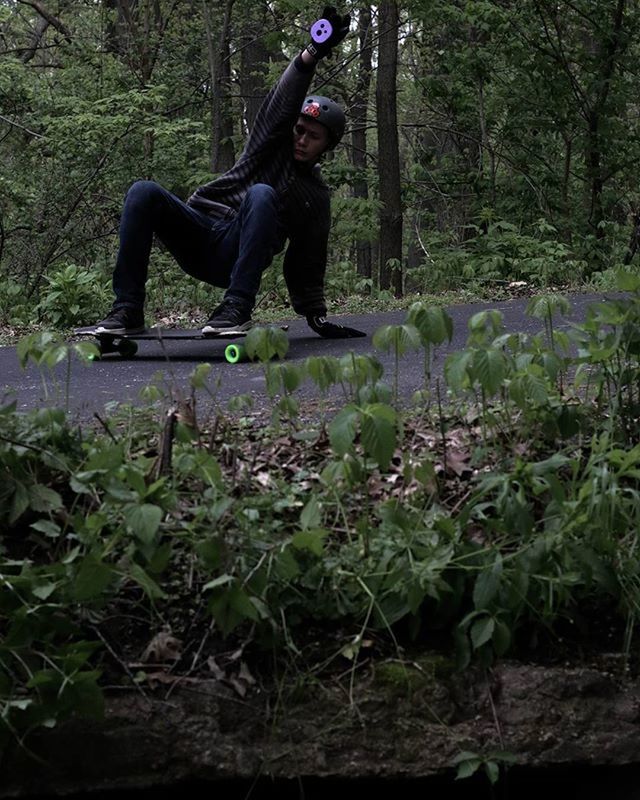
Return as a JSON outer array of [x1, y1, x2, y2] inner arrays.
[[112, 180, 279, 311]]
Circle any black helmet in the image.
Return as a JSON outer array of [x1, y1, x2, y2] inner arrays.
[[300, 95, 346, 148]]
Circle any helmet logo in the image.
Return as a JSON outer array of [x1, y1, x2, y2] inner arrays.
[[303, 102, 321, 118]]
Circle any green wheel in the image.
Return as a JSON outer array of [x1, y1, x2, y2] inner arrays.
[[225, 342, 247, 363], [118, 339, 138, 358]]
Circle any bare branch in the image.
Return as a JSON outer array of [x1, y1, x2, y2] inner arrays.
[[17, 0, 71, 41]]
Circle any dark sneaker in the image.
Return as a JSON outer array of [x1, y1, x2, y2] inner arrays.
[[94, 307, 145, 335], [202, 299, 252, 335]]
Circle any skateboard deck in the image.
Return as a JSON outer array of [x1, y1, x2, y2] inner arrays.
[[74, 325, 288, 363]]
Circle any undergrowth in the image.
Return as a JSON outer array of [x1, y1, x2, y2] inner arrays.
[[2, 270, 640, 756]]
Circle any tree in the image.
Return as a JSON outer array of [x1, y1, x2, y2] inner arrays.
[[350, 4, 373, 280], [204, 0, 236, 173], [376, 0, 402, 295]]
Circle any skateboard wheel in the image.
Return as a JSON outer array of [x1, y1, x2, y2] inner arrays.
[[118, 339, 138, 358], [224, 343, 246, 364], [310, 18, 333, 43]]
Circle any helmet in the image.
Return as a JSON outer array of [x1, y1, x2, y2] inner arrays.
[[300, 95, 346, 148]]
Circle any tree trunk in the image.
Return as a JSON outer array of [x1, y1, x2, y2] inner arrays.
[[584, 0, 626, 239], [239, 1, 279, 136], [204, 0, 236, 173], [351, 5, 373, 280], [376, 0, 402, 295]]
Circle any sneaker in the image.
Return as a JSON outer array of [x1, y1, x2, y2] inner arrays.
[[94, 307, 145, 335], [202, 299, 252, 335]]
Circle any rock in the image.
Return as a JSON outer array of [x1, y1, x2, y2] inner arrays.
[[3, 662, 640, 796]]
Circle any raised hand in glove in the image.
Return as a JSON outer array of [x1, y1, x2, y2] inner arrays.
[[306, 6, 351, 60], [307, 314, 366, 339]]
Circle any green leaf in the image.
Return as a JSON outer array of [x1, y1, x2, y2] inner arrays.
[[616, 270, 640, 292], [444, 350, 473, 391], [492, 619, 512, 656], [28, 484, 63, 513], [292, 528, 327, 556], [328, 404, 359, 456], [484, 760, 500, 784], [360, 403, 397, 470], [473, 555, 503, 610], [208, 581, 259, 636], [190, 362, 213, 389], [30, 519, 62, 538], [372, 323, 421, 355], [300, 495, 322, 530], [195, 538, 222, 570], [32, 582, 57, 601], [73, 555, 114, 601], [407, 304, 454, 345], [202, 573, 234, 591], [306, 355, 340, 391], [471, 615, 495, 650], [455, 758, 482, 780], [273, 547, 301, 580], [472, 348, 506, 395], [9, 482, 29, 524], [245, 325, 289, 361], [124, 503, 163, 545], [128, 562, 167, 600]]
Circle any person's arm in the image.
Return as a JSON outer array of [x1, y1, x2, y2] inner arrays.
[[283, 205, 366, 339], [283, 223, 328, 318], [239, 7, 351, 158], [240, 55, 317, 159]]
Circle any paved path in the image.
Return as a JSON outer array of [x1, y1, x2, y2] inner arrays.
[[0, 292, 612, 420]]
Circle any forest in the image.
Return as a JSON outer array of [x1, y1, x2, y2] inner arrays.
[[2, 0, 640, 328], [4, 1, 640, 790]]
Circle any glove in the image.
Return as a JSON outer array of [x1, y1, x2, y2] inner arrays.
[[306, 6, 351, 60], [307, 314, 366, 339]]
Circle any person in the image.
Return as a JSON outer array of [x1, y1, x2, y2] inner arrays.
[[93, 6, 366, 340]]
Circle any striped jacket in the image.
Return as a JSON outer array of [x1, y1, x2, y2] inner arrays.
[[187, 55, 331, 316]]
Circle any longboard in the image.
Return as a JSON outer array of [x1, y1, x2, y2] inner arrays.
[[74, 325, 289, 363]]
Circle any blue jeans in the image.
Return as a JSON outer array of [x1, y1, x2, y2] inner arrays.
[[112, 180, 279, 311]]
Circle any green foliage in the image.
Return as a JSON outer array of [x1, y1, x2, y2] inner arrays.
[[36, 264, 110, 327], [4, 266, 640, 755], [2, 0, 639, 315], [452, 749, 517, 785]]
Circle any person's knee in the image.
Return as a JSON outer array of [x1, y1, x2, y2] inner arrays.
[[125, 180, 163, 208], [245, 183, 277, 210]]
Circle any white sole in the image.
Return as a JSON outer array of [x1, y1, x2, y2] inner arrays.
[[201, 322, 252, 336]]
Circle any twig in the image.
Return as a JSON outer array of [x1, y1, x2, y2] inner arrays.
[[486, 669, 504, 749], [0, 113, 42, 139], [90, 624, 149, 700], [93, 413, 118, 444]]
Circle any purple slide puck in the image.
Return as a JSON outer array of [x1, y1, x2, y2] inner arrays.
[[311, 18, 333, 43]]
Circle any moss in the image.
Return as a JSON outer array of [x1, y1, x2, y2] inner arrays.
[[374, 654, 455, 699]]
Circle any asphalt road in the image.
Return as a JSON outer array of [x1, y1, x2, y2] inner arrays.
[[0, 292, 614, 421]]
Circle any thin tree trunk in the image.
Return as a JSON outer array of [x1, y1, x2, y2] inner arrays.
[[205, 0, 236, 173], [583, 0, 626, 238], [477, 75, 496, 206], [351, 5, 373, 280], [239, 1, 278, 135], [376, 0, 402, 295]]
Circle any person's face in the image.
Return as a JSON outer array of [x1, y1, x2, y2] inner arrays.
[[293, 116, 330, 163]]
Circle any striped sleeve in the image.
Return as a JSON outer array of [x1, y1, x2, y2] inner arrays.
[[241, 55, 316, 158]]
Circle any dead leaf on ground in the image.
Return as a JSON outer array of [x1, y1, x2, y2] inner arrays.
[[207, 656, 225, 680], [141, 630, 183, 663]]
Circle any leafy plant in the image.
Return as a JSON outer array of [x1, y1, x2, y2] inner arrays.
[[36, 264, 110, 328]]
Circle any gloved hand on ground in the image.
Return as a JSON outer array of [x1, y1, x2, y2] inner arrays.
[[306, 314, 367, 339]]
